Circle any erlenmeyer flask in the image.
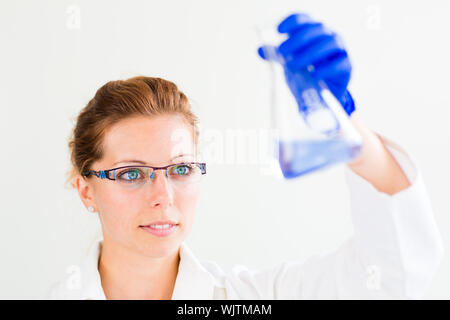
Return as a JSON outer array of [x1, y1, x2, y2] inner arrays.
[[257, 23, 363, 179]]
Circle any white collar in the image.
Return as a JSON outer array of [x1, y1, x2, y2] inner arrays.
[[78, 238, 216, 300]]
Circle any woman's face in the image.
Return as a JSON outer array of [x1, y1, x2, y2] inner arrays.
[[77, 114, 200, 258]]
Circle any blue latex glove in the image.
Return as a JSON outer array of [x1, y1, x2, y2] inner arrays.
[[258, 13, 355, 116]]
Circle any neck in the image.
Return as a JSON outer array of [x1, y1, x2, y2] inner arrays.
[[98, 235, 180, 300]]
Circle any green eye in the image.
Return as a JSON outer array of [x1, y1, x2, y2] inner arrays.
[[174, 165, 190, 176], [127, 170, 139, 179], [118, 168, 142, 182]]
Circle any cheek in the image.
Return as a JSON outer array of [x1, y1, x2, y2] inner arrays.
[[96, 186, 140, 235], [175, 185, 200, 224]]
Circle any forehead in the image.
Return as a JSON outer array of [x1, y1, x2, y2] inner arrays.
[[102, 114, 195, 166]]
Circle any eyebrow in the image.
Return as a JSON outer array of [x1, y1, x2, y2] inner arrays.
[[111, 154, 194, 167]]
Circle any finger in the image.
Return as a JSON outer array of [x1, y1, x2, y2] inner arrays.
[[278, 23, 331, 57], [257, 46, 269, 60], [277, 13, 314, 34], [284, 36, 344, 71], [319, 73, 351, 100], [312, 52, 351, 79], [257, 45, 284, 64]]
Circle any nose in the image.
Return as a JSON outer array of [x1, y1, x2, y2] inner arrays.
[[147, 169, 174, 208]]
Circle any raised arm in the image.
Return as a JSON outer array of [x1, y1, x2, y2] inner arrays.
[[346, 112, 411, 195]]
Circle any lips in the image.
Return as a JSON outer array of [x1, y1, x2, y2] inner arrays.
[[140, 220, 179, 228], [139, 221, 179, 237]]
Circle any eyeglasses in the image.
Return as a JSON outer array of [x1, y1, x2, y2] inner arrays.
[[82, 162, 206, 189]]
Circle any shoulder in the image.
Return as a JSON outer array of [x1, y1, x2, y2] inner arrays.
[[45, 239, 105, 300], [45, 271, 84, 299]]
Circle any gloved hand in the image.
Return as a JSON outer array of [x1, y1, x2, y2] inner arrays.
[[258, 13, 355, 116]]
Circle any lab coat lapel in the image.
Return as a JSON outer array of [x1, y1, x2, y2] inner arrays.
[[171, 241, 216, 299]]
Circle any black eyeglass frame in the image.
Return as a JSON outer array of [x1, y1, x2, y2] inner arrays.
[[81, 162, 206, 180]]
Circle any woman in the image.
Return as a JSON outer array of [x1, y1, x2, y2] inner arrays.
[[48, 14, 443, 299]]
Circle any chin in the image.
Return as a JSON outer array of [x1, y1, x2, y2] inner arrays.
[[135, 234, 182, 258]]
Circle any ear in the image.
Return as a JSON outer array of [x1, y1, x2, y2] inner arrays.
[[74, 174, 96, 211]]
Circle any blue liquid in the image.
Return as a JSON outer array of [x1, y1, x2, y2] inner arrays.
[[278, 139, 362, 179]]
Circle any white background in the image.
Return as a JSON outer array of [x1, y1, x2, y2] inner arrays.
[[0, 0, 449, 299]]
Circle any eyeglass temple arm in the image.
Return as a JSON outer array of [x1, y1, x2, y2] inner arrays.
[[82, 170, 111, 179]]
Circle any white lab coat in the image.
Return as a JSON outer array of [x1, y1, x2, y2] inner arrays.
[[47, 135, 444, 299]]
